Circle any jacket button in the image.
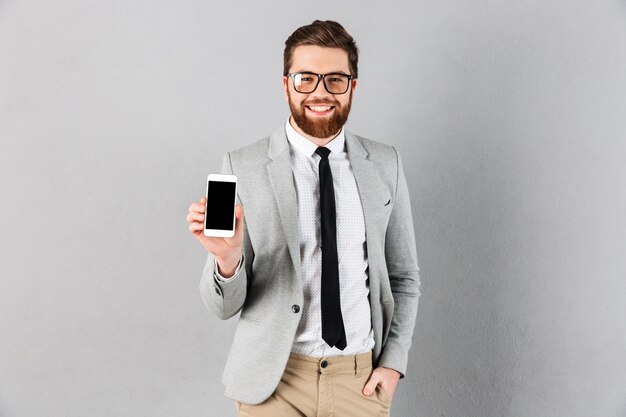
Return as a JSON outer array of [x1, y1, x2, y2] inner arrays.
[[321, 360, 328, 368], [291, 304, 300, 313]]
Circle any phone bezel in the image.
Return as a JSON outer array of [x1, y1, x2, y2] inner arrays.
[[203, 174, 238, 238]]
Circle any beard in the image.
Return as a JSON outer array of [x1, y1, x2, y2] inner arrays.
[[287, 89, 353, 139]]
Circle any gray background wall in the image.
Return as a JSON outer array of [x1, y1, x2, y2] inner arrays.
[[1, 1, 625, 416]]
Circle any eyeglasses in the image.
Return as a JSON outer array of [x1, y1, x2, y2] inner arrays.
[[287, 72, 354, 95]]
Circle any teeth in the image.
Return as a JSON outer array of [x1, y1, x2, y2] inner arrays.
[[308, 106, 332, 112]]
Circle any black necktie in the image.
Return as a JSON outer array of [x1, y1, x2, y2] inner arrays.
[[315, 146, 347, 350]]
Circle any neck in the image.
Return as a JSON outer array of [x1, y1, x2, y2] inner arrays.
[[288, 116, 341, 147]]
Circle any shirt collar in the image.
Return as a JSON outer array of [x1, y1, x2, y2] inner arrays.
[[285, 118, 346, 158]]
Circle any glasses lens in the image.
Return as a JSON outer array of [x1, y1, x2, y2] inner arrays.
[[293, 73, 318, 93], [324, 74, 350, 94]]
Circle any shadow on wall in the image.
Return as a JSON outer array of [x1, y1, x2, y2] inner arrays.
[[418, 25, 536, 412]]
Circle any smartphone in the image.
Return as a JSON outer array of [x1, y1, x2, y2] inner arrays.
[[204, 174, 238, 238]]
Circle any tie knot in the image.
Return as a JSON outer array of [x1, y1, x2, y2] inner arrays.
[[315, 146, 331, 159]]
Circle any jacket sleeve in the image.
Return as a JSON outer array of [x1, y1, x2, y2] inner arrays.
[[199, 152, 255, 320], [376, 147, 421, 377]]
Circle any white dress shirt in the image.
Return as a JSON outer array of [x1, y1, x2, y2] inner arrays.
[[285, 119, 374, 358], [216, 119, 375, 358]]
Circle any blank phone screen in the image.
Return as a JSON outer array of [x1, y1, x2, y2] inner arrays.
[[205, 181, 236, 230]]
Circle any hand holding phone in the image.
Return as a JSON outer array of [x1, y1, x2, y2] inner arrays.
[[186, 174, 243, 277]]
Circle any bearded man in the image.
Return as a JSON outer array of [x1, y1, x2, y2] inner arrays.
[[186, 20, 421, 417]]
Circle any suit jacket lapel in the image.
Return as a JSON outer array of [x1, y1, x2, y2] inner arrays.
[[345, 130, 384, 263], [265, 127, 383, 283], [266, 127, 302, 277]]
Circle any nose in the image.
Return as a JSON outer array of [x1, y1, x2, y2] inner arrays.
[[310, 76, 332, 98]]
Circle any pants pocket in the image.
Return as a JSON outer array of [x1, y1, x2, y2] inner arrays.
[[375, 384, 393, 405]]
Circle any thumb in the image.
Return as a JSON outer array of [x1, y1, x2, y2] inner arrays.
[[362, 373, 381, 397], [234, 204, 244, 234]]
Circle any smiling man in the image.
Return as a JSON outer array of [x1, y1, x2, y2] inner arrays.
[[284, 44, 354, 142], [187, 20, 421, 417]]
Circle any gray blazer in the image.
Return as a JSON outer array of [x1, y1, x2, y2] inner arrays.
[[199, 125, 421, 405]]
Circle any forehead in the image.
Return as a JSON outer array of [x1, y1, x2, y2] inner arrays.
[[290, 45, 350, 73]]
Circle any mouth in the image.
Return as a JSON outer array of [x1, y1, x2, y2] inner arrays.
[[305, 105, 335, 116]]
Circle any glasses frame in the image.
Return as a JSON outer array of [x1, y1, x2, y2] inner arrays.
[[287, 71, 354, 95]]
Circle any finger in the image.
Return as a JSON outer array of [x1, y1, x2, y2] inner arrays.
[[186, 212, 205, 224], [189, 221, 204, 232], [362, 373, 382, 396], [189, 202, 206, 214]]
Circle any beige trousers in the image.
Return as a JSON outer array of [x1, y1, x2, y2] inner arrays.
[[235, 350, 392, 417]]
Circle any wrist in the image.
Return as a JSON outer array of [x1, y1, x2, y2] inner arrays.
[[215, 252, 241, 278], [382, 367, 402, 380]]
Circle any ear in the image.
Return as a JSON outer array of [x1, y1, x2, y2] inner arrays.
[[351, 78, 357, 93], [282, 76, 289, 102]]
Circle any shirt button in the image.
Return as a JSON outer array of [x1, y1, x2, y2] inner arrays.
[[291, 304, 300, 313], [320, 360, 328, 368], [214, 287, 221, 296]]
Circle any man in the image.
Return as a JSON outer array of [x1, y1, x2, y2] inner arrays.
[[187, 20, 421, 417]]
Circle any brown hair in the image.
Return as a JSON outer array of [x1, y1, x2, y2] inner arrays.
[[283, 20, 359, 78]]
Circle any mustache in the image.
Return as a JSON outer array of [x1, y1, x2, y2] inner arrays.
[[302, 99, 339, 106]]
